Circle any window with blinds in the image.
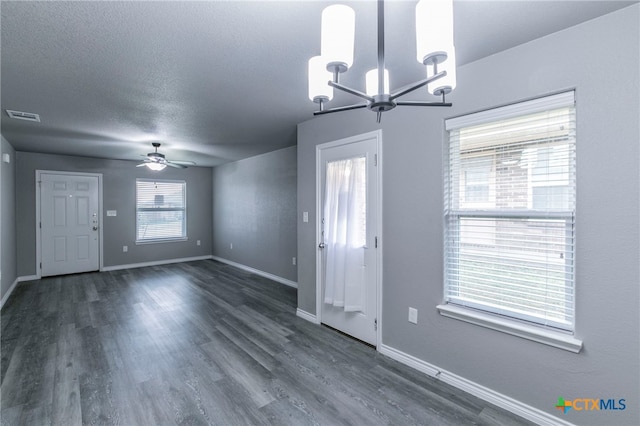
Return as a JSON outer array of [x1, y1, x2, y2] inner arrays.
[[136, 179, 187, 243], [444, 91, 576, 331]]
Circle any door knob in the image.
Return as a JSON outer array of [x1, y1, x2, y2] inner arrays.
[[92, 226, 98, 231], [318, 242, 325, 249]]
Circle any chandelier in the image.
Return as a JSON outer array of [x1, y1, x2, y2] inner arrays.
[[308, 0, 456, 122]]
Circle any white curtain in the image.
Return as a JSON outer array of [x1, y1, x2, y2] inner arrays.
[[323, 157, 367, 313]]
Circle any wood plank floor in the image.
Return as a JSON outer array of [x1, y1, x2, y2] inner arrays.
[[1, 260, 534, 425]]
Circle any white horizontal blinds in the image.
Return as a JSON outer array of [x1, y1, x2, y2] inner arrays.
[[444, 91, 576, 331], [445, 91, 576, 130], [136, 179, 186, 242]]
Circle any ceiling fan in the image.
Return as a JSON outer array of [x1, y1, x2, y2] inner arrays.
[[137, 142, 195, 170]]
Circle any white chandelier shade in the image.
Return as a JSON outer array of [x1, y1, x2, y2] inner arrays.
[[365, 68, 389, 96], [426, 48, 457, 95], [321, 5, 356, 72], [308, 56, 334, 102], [415, 0, 454, 65]]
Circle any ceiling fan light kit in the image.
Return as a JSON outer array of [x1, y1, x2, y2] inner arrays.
[[137, 142, 194, 171], [309, 0, 456, 122], [145, 162, 167, 171]]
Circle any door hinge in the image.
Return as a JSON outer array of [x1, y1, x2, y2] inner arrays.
[[39, 262, 42, 269], [374, 318, 378, 331], [39, 222, 41, 229], [375, 236, 378, 248], [374, 154, 378, 166]]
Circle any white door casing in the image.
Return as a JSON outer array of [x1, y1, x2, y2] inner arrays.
[[38, 172, 102, 277], [316, 131, 382, 346]]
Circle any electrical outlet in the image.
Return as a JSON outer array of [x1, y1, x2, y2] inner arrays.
[[408, 307, 418, 324], [197, 240, 201, 246], [123, 245, 128, 253], [303, 212, 309, 222], [292, 257, 296, 265]]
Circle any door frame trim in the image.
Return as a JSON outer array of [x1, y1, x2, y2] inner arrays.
[[315, 130, 383, 348], [35, 170, 104, 279]]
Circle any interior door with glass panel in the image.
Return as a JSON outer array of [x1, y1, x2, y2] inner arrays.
[[40, 173, 100, 277], [319, 134, 379, 346]]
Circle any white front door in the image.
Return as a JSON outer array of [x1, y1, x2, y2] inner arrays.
[[40, 173, 100, 277], [318, 132, 380, 346]]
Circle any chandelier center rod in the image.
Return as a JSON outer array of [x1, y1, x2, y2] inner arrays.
[[377, 0, 386, 96]]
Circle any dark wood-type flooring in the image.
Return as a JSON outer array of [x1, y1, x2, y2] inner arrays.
[[1, 260, 534, 425]]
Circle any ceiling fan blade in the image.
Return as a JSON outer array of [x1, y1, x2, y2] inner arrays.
[[169, 160, 196, 166], [166, 161, 187, 169]]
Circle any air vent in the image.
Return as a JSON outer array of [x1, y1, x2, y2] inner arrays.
[[6, 110, 40, 122]]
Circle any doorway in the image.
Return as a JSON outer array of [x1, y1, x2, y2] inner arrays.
[[37, 171, 103, 277], [316, 131, 382, 346]]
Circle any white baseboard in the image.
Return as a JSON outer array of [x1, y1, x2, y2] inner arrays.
[[0, 275, 38, 310], [0, 277, 19, 310], [296, 308, 319, 324], [378, 344, 440, 377], [378, 344, 573, 426], [18, 275, 39, 282], [211, 256, 298, 289], [101, 255, 213, 272]]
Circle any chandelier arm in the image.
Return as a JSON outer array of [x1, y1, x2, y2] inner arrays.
[[313, 103, 368, 115], [396, 101, 452, 107], [388, 70, 447, 101], [329, 80, 375, 102]]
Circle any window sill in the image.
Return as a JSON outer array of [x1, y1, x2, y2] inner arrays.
[[436, 304, 583, 353], [136, 237, 188, 245]]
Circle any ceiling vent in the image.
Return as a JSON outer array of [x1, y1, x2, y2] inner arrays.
[[6, 109, 40, 122]]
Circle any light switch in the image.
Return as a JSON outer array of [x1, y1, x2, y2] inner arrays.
[[2, 153, 10, 164], [408, 307, 418, 324], [107, 210, 117, 217]]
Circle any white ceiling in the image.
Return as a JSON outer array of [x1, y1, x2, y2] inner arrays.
[[1, 0, 635, 167]]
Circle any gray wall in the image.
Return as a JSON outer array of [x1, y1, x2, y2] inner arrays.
[[16, 152, 213, 276], [1, 136, 17, 303], [297, 6, 639, 425], [212, 146, 297, 282]]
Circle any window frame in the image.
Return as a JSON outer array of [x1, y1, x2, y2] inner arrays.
[[135, 178, 187, 244], [461, 154, 495, 208], [439, 91, 582, 352]]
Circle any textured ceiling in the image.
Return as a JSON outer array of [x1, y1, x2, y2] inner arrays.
[[1, 0, 636, 167]]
